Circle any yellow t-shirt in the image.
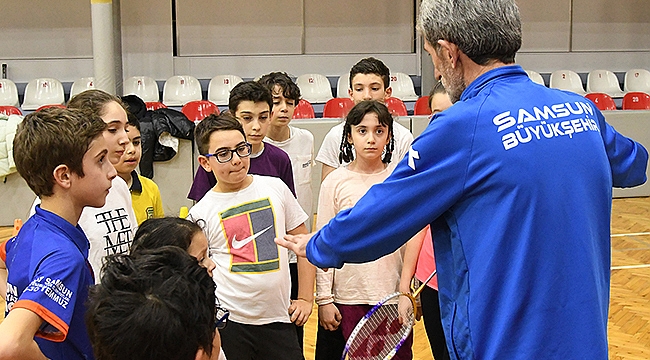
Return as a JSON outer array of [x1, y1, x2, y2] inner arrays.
[[130, 172, 164, 225]]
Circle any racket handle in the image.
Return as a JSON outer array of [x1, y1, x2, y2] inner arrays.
[[413, 270, 436, 297]]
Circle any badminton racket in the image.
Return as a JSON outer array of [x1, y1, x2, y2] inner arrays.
[[341, 270, 437, 360]]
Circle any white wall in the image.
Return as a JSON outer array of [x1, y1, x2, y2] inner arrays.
[[0, 0, 649, 84]]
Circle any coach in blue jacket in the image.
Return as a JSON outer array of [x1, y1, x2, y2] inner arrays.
[[277, 0, 649, 359]]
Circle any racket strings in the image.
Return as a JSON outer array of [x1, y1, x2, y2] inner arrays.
[[346, 299, 414, 360]]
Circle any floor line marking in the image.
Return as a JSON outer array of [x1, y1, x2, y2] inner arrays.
[[611, 232, 650, 237], [611, 264, 650, 270]]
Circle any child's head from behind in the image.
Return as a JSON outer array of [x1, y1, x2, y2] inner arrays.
[[340, 100, 394, 165], [428, 80, 453, 114], [86, 246, 218, 360], [258, 72, 301, 127], [13, 108, 114, 206], [113, 112, 141, 178], [349, 57, 392, 104], [228, 81, 272, 149], [196, 113, 252, 190], [68, 89, 129, 165], [130, 217, 215, 276]]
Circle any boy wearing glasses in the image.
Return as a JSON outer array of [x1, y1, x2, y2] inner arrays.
[[85, 246, 222, 360], [188, 81, 295, 202], [188, 113, 313, 360]]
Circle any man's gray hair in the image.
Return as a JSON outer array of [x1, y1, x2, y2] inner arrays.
[[417, 0, 522, 65]]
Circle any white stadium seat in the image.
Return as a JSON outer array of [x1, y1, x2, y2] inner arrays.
[[336, 73, 350, 98], [586, 70, 624, 98], [70, 77, 96, 98], [21, 78, 65, 110], [124, 76, 160, 102], [0, 79, 20, 107], [549, 70, 586, 95], [296, 73, 333, 103], [162, 75, 203, 106], [389, 72, 419, 101], [624, 69, 650, 93], [208, 75, 243, 106]]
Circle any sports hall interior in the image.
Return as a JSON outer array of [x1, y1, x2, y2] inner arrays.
[[1, 0, 649, 359]]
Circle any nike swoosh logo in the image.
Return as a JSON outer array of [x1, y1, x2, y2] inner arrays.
[[230, 225, 273, 249]]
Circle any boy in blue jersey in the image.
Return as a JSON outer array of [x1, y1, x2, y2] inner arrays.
[[0, 108, 115, 360], [278, 1, 649, 359]]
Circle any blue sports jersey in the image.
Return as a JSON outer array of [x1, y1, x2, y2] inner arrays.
[[1, 206, 95, 360], [306, 65, 648, 359]]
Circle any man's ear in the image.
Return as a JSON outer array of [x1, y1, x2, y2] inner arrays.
[[437, 40, 460, 68], [348, 87, 354, 100], [197, 155, 213, 173], [53, 164, 72, 190]]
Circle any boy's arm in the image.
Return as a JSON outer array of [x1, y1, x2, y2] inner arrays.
[[287, 223, 315, 327], [0, 308, 48, 360]]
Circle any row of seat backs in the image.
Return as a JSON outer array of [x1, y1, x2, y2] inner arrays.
[[526, 69, 650, 97], [585, 92, 650, 111]]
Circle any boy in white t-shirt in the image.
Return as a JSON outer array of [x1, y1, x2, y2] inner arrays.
[[258, 72, 315, 350], [187, 113, 315, 360], [316, 57, 414, 181]]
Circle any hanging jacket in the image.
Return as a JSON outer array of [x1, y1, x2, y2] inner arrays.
[[0, 114, 23, 179], [140, 108, 194, 179]]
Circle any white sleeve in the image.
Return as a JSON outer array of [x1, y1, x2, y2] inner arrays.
[[281, 180, 309, 232], [315, 124, 344, 168], [393, 122, 414, 163]]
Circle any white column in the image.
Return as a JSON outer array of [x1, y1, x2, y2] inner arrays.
[[91, 0, 116, 94]]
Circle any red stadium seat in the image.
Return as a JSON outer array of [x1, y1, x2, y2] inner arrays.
[[292, 99, 315, 119], [414, 96, 431, 115], [182, 100, 220, 122], [323, 98, 354, 118], [36, 104, 66, 111], [385, 97, 408, 116], [0, 106, 22, 116], [145, 101, 167, 111], [584, 93, 616, 111], [622, 92, 650, 110]]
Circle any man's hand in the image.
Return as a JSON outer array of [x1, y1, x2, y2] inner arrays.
[[275, 232, 315, 258], [318, 303, 342, 331], [288, 299, 312, 326]]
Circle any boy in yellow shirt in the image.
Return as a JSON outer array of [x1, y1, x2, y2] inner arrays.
[[114, 113, 164, 224]]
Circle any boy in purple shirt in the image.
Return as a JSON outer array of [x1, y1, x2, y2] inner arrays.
[[188, 81, 295, 201], [0, 108, 115, 360]]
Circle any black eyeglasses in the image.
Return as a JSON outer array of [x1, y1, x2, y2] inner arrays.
[[214, 303, 229, 330], [204, 143, 252, 163]]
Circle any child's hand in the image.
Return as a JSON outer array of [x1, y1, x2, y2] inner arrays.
[[318, 303, 342, 331], [398, 296, 413, 325], [288, 298, 313, 326]]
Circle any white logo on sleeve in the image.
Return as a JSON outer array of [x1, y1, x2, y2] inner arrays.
[[408, 146, 420, 170], [231, 225, 273, 249]]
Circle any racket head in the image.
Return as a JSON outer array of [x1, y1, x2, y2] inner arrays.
[[341, 292, 416, 360]]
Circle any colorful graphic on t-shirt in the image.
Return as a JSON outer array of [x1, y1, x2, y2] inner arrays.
[[220, 198, 279, 273]]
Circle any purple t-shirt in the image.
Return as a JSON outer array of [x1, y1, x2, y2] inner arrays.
[[188, 142, 295, 201]]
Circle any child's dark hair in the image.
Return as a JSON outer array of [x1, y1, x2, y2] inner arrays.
[[228, 81, 273, 114], [195, 112, 246, 155], [126, 111, 140, 131], [68, 89, 125, 117], [130, 217, 202, 256], [349, 57, 391, 90], [86, 246, 216, 360], [257, 72, 301, 104], [13, 107, 107, 197], [428, 80, 447, 111], [339, 100, 394, 164]]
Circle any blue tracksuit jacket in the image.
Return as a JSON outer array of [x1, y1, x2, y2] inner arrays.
[[306, 65, 648, 359]]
